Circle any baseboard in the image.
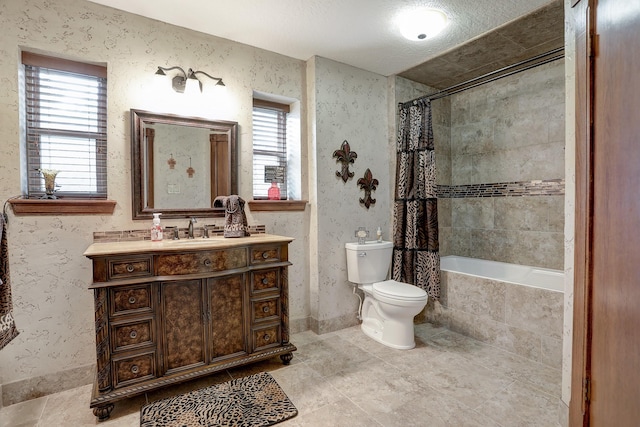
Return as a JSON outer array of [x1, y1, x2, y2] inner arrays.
[[1, 363, 94, 407], [309, 312, 359, 335]]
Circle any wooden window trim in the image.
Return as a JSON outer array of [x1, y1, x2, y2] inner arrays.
[[252, 99, 290, 113], [22, 52, 107, 78], [8, 198, 117, 215], [247, 200, 307, 212]]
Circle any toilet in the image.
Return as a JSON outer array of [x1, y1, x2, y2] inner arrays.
[[345, 240, 428, 350]]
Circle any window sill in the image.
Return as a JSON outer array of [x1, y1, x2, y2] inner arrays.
[[8, 198, 117, 216], [247, 200, 308, 212]]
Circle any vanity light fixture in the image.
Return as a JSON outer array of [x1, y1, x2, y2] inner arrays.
[[398, 8, 448, 41], [155, 66, 225, 93]]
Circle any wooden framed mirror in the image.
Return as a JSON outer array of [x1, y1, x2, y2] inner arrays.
[[131, 109, 238, 219]]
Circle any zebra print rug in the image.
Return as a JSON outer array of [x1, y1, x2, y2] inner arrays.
[[140, 372, 297, 427]]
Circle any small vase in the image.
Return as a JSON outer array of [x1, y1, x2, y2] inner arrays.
[[268, 182, 281, 200], [39, 169, 59, 199]]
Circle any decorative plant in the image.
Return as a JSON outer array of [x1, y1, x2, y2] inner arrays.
[[332, 140, 357, 182], [357, 168, 379, 209]]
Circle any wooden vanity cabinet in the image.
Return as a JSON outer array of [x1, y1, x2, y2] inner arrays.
[[84, 236, 296, 421]]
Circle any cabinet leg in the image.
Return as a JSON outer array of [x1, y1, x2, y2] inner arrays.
[[93, 404, 114, 422], [280, 352, 293, 365]]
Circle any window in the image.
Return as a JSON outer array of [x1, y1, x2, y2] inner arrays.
[[252, 99, 290, 200], [22, 52, 107, 199]]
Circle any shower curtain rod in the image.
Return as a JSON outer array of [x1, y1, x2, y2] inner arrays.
[[400, 47, 565, 107]]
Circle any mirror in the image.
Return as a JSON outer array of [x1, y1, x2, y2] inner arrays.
[[131, 109, 238, 219]]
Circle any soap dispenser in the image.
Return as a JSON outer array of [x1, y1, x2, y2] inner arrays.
[[376, 226, 382, 242], [151, 213, 163, 241]]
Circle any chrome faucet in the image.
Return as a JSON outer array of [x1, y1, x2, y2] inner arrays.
[[188, 217, 198, 239], [203, 224, 210, 238]]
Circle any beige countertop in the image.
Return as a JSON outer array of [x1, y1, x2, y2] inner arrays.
[[83, 233, 294, 257]]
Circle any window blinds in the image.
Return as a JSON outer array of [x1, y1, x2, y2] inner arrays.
[[252, 104, 288, 199], [24, 58, 107, 198]]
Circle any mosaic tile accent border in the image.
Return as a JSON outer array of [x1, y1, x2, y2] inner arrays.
[[93, 224, 266, 243], [437, 179, 564, 198]]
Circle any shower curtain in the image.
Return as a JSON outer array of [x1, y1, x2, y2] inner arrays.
[[392, 99, 440, 300], [0, 212, 19, 350]]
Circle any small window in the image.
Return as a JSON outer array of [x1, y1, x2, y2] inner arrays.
[[252, 99, 290, 200], [22, 52, 107, 199]]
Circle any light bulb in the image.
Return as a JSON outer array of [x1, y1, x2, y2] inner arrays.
[[398, 8, 448, 41]]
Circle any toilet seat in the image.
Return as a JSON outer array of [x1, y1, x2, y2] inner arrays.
[[373, 280, 427, 302]]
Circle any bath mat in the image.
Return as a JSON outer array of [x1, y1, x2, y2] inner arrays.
[[140, 372, 297, 427]]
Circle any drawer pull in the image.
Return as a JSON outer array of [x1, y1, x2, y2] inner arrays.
[[128, 296, 136, 304], [131, 365, 139, 374], [129, 330, 138, 339], [126, 264, 135, 273], [263, 333, 270, 341], [262, 306, 270, 313], [261, 278, 269, 285], [203, 259, 212, 267], [262, 252, 269, 259]]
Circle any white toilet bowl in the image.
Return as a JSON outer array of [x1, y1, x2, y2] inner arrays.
[[345, 241, 428, 350], [359, 280, 427, 349]]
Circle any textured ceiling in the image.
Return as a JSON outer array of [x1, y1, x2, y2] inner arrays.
[[88, 0, 559, 77], [399, 0, 564, 89]]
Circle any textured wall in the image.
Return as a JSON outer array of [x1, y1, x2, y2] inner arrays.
[[307, 56, 391, 333], [446, 60, 566, 270], [0, 0, 309, 398]]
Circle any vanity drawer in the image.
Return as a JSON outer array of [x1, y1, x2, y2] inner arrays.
[[250, 245, 282, 265], [112, 351, 156, 388], [156, 248, 246, 275], [251, 296, 280, 324], [250, 269, 280, 294], [110, 284, 153, 317], [252, 324, 281, 352], [107, 256, 153, 280], [111, 318, 154, 353]]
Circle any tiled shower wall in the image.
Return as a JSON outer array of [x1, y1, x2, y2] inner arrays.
[[436, 59, 565, 270]]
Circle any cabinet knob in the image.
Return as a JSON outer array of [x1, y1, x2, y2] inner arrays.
[[128, 296, 136, 304], [262, 252, 269, 259], [203, 259, 212, 267], [262, 306, 270, 313], [131, 365, 139, 374], [126, 264, 135, 273], [129, 330, 138, 339], [263, 333, 270, 341], [261, 277, 269, 285]]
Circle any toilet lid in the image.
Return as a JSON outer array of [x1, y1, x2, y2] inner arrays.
[[372, 280, 427, 301]]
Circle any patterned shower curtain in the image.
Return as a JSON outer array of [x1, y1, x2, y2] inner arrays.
[[0, 212, 19, 350], [392, 99, 441, 300]]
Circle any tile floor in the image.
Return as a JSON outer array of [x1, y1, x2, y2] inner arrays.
[[0, 323, 562, 427]]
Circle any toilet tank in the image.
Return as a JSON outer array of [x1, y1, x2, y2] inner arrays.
[[345, 240, 393, 284]]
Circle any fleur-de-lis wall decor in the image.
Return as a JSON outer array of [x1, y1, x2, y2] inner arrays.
[[357, 168, 379, 209], [332, 140, 358, 182]]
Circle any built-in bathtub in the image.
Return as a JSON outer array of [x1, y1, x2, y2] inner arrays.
[[440, 255, 564, 292], [436, 255, 564, 369]]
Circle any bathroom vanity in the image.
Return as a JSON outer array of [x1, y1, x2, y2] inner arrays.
[[83, 234, 296, 421]]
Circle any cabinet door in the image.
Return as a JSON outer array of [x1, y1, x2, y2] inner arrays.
[[207, 273, 247, 361], [160, 279, 206, 375]]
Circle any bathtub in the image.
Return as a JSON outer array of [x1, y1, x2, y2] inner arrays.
[[438, 255, 564, 369], [440, 255, 564, 292]]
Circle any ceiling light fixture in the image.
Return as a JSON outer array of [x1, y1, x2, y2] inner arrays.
[[155, 66, 225, 93], [398, 8, 448, 41]]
